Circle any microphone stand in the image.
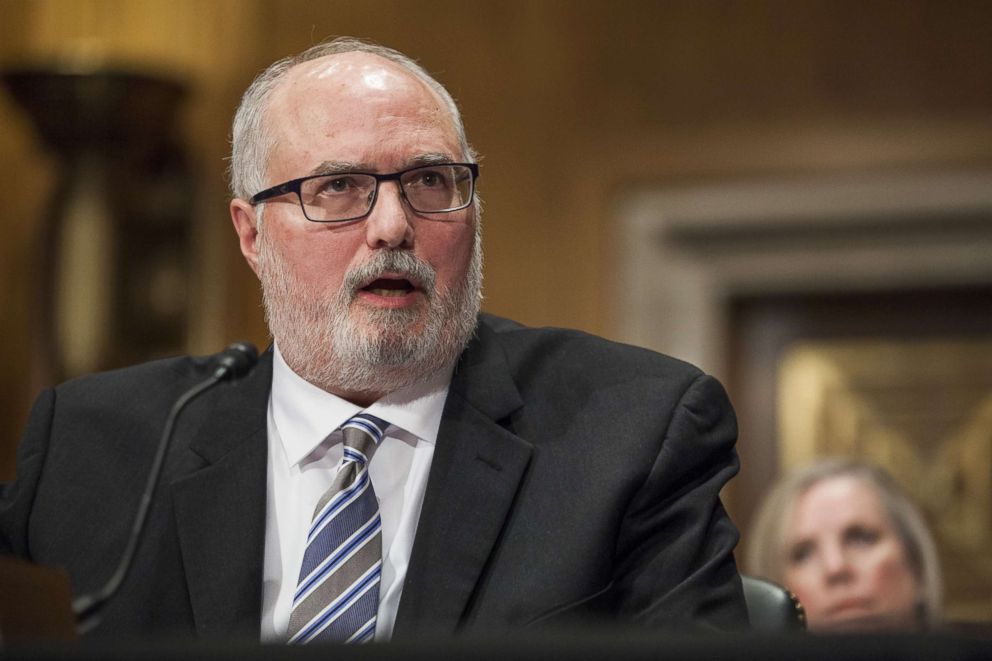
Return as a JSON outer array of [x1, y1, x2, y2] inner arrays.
[[71, 343, 258, 633]]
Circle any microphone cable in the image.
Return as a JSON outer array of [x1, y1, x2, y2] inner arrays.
[[72, 342, 259, 632]]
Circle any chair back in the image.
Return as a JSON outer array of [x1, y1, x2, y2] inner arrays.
[[741, 575, 806, 631]]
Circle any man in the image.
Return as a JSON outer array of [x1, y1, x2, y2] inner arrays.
[[1, 37, 747, 642]]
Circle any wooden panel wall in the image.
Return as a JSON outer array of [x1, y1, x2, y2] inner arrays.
[[2, 0, 992, 489]]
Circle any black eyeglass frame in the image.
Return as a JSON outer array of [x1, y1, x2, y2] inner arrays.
[[247, 162, 480, 223]]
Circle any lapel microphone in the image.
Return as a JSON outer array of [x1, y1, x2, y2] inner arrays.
[[72, 342, 259, 633]]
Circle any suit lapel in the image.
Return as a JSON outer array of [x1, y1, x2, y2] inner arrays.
[[393, 320, 532, 636], [171, 350, 273, 637], [165, 324, 528, 637]]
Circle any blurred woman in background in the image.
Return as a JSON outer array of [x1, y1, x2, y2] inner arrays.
[[747, 458, 942, 632]]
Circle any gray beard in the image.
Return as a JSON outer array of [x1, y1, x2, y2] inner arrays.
[[257, 223, 482, 400]]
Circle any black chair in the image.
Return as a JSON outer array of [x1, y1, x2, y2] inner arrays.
[[741, 575, 806, 631]]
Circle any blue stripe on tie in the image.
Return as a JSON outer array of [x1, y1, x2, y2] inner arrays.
[[347, 617, 376, 644], [306, 470, 373, 545], [292, 563, 382, 644], [299, 483, 378, 580], [308, 469, 371, 540], [351, 412, 387, 432], [295, 512, 380, 603], [346, 419, 381, 439], [295, 511, 380, 604], [343, 446, 368, 464], [318, 579, 380, 643], [343, 414, 387, 442], [294, 513, 381, 603], [301, 564, 380, 643]]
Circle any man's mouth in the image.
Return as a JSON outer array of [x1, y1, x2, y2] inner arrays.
[[361, 277, 418, 298]]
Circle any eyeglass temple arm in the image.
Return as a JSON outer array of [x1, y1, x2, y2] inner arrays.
[[249, 181, 297, 206]]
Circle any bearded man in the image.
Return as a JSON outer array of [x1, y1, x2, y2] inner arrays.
[[1, 37, 748, 643]]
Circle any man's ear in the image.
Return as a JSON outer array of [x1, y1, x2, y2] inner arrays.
[[230, 199, 261, 277]]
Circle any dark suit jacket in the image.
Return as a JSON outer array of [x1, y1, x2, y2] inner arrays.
[[1, 314, 747, 639]]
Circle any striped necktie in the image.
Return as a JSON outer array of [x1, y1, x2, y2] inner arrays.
[[287, 413, 387, 644]]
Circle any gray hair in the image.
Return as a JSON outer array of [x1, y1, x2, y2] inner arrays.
[[229, 36, 476, 201], [745, 458, 943, 629]]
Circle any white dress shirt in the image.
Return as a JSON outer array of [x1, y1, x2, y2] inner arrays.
[[260, 344, 451, 641]]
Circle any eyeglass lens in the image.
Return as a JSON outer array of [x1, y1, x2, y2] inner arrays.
[[299, 164, 473, 221]]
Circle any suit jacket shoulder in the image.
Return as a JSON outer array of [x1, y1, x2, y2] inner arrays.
[[398, 314, 747, 635], [478, 312, 704, 382], [1, 350, 274, 640]]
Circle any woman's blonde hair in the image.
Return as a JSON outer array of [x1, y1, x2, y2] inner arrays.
[[745, 458, 943, 628]]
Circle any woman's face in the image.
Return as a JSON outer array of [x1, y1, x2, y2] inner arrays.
[[783, 475, 923, 632]]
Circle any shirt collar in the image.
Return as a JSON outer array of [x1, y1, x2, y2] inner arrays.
[[271, 342, 453, 467]]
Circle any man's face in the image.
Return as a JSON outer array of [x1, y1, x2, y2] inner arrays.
[[231, 52, 480, 402]]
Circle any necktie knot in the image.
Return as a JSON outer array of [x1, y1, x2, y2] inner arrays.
[[340, 414, 388, 464]]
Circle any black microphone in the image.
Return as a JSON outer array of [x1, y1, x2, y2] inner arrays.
[[72, 343, 259, 632], [211, 341, 259, 380]]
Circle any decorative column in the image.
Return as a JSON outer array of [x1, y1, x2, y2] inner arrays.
[[1, 69, 193, 385]]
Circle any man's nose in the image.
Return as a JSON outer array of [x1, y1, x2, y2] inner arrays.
[[365, 181, 414, 250]]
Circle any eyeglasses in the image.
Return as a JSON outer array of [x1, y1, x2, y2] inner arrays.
[[248, 162, 479, 223]]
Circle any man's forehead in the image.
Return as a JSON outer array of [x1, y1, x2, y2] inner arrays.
[[279, 51, 435, 103], [262, 51, 461, 181]]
